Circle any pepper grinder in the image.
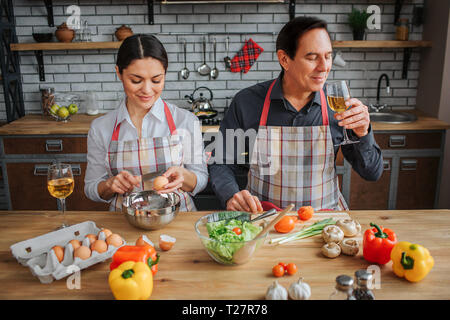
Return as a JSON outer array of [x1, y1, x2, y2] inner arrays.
[[353, 269, 375, 300]]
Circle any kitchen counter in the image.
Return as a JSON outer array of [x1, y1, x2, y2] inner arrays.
[[1, 209, 449, 300], [0, 109, 448, 136]]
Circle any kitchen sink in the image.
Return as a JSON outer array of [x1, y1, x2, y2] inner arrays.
[[369, 112, 417, 124]]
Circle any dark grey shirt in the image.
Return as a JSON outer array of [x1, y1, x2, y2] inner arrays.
[[209, 73, 384, 207]]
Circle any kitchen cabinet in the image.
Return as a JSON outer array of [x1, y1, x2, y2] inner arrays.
[[0, 133, 109, 211], [346, 131, 446, 210]]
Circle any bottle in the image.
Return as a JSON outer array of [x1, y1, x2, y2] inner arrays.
[[329, 275, 356, 300], [353, 269, 375, 300], [40, 87, 55, 116], [396, 18, 409, 41]]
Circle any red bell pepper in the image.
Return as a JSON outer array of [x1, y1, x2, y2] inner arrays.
[[363, 222, 397, 265], [110, 244, 159, 275]]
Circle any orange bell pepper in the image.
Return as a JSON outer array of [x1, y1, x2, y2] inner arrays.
[[110, 244, 159, 275]]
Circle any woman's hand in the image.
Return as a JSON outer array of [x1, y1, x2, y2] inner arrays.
[[334, 98, 370, 138], [157, 166, 197, 194], [105, 170, 141, 195], [226, 190, 263, 214]]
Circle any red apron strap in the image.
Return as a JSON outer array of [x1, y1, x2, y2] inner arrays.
[[163, 100, 177, 135], [259, 79, 277, 127], [111, 118, 121, 142], [319, 89, 329, 126]]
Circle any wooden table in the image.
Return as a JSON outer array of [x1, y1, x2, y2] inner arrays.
[[1, 210, 449, 300]]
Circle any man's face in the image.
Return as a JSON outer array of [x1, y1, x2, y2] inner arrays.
[[281, 28, 333, 92]]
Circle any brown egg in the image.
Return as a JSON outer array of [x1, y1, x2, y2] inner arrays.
[[74, 246, 91, 260], [106, 234, 123, 247], [68, 239, 81, 251], [153, 176, 169, 191], [99, 228, 112, 238], [85, 234, 97, 244], [90, 239, 108, 254], [159, 234, 176, 251], [52, 245, 64, 263]]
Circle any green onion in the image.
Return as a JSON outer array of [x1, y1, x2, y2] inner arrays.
[[270, 218, 336, 244]]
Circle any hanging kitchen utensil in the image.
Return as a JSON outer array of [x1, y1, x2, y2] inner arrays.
[[224, 36, 231, 71], [197, 37, 211, 76], [184, 86, 218, 119], [210, 38, 219, 80], [180, 39, 190, 80]]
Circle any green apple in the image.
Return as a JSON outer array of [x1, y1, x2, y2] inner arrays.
[[49, 104, 60, 115], [68, 103, 78, 115], [57, 106, 70, 119]]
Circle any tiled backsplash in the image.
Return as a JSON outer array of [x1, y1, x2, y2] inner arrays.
[[0, 0, 424, 121]]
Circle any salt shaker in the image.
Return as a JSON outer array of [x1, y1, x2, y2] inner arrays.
[[329, 275, 356, 300]]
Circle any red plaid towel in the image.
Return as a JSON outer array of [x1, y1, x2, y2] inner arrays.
[[230, 38, 264, 74]]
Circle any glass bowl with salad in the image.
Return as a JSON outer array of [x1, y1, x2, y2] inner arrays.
[[194, 212, 267, 265]]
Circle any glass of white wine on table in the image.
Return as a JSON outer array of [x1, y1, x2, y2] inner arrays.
[[326, 80, 359, 146], [47, 163, 74, 229]]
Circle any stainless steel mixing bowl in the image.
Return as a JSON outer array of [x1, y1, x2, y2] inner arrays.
[[122, 190, 180, 230]]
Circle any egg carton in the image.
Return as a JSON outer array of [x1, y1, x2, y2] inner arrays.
[[10, 221, 126, 284]]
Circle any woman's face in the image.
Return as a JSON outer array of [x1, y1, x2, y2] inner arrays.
[[116, 57, 165, 111], [279, 28, 333, 93]]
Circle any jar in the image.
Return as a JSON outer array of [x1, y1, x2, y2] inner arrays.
[[55, 22, 75, 43], [115, 25, 133, 41], [40, 87, 55, 115], [85, 91, 98, 116], [396, 18, 409, 41], [353, 269, 376, 300]]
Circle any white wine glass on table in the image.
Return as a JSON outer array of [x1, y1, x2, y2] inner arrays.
[[326, 80, 359, 146], [47, 163, 74, 229]]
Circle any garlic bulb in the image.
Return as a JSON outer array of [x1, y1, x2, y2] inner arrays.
[[288, 277, 311, 300], [265, 280, 288, 300]]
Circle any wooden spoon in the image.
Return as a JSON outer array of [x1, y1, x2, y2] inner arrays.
[[232, 203, 295, 264]]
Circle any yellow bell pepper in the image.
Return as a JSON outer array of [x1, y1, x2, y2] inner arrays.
[[390, 241, 434, 282], [108, 261, 153, 300]]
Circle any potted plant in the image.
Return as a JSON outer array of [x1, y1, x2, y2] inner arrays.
[[347, 9, 371, 40]]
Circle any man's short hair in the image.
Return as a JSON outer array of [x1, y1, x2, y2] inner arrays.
[[276, 16, 329, 60]]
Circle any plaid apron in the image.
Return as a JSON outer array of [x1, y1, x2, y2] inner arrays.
[[247, 80, 348, 211], [107, 100, 195, 212]]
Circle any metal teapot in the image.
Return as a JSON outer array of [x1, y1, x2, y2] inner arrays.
[[184, 87, 217, 119]]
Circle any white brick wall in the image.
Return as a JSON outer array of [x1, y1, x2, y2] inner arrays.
[[0, 0, 425, 121]]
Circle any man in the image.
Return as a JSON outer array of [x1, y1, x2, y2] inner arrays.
[[209, 16, 383, 212]]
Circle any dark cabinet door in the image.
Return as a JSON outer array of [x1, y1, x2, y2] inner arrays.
[[349, 159, 391, 210], [7, 162, 109, 211], [396, 157, 440, 209]]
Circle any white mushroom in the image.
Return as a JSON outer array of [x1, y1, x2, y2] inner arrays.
[[322, 225, 344, 244], [339, 238, 360, 256], [321, 242, 341, 258], [336, 219, 361, 237]]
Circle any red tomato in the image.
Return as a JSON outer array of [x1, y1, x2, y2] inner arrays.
[[298, 206, 314, 221], [278, 262, 287, 271], [272, 264, 285, 277], [286, 263, 298, 275], [233, 227, 242, 235], [274, 216, 296, 233]]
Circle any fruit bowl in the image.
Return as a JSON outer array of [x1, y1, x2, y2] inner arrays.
[[47, 94, 80, 122]]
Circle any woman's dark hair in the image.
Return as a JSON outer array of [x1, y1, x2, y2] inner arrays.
[[116, 34, 168, 73], [276, 16, 329, 60]]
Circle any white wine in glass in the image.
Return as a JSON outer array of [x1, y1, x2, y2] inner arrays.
[[326, 80, 359, 146], [47, 163, 74, 228]]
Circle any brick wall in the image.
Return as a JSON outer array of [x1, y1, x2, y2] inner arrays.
[[0, 0, 425, 121]]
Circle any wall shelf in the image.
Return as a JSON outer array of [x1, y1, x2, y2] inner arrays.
[[11, 40, 432, 81]]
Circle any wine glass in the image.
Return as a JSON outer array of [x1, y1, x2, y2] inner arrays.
[[47, 163, 74, 229], [326, 80, 360, 146]]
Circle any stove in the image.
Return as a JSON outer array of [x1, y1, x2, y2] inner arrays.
[[201, 118, 221, 126]]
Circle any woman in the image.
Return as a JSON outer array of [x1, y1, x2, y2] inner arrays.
[[85, 34, 208, 211]]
